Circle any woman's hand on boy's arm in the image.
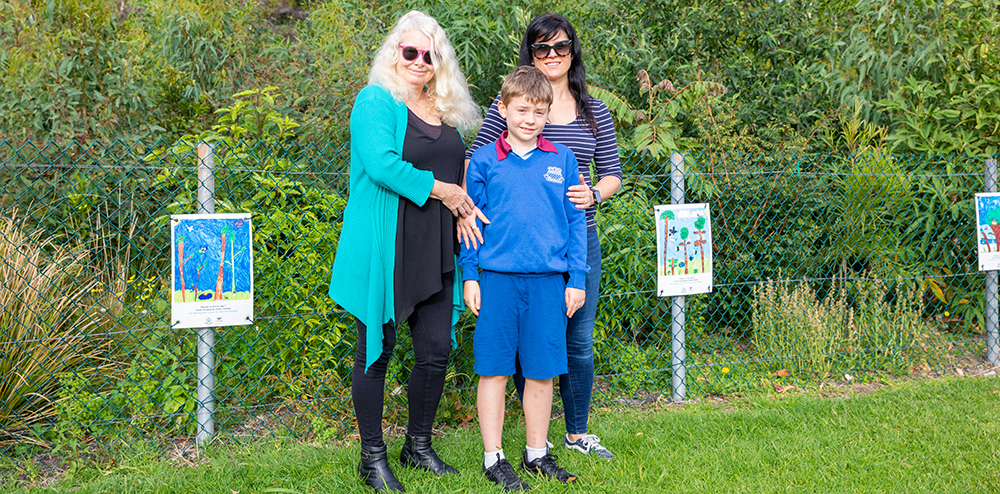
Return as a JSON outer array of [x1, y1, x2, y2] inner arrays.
[[464, 280, 481, 316], [567, 173, 623, 209], [456, 209, 490, 249], [565, 287, 585, 318]]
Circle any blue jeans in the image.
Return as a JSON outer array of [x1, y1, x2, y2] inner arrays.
[[515, 229, 601, 435]]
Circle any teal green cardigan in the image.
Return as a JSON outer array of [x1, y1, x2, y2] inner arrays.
[[329, 85, 463, 371]]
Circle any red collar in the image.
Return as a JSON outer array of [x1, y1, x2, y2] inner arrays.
[[494, 130, 558, 160]]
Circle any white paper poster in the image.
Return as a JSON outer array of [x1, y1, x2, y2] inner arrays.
[[975, 193, 1000, 271], [655, 203, 713, 297], [171, 213, 254, 328]]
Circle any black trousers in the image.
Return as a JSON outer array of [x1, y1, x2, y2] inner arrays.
[[352, 281, 454, 448]]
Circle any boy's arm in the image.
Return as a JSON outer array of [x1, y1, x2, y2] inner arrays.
[[563, 150, 589, 290], [458, 155, 488, 282], [565, 287, 585, 318], [464, 280, 481, 316]]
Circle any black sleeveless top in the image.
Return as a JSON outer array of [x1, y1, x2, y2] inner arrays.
[[393, 110, 465, 323]]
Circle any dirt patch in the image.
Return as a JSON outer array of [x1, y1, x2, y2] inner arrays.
[[164, 436, 210, 468]]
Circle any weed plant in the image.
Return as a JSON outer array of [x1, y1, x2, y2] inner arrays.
[[752, 274, 945, 382]]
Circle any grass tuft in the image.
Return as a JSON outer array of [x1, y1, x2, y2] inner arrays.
[[0, 210, 119, 449]]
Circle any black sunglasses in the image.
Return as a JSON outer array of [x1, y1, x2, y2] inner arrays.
[[399, 45, 436, 65], [531, 40, 572, 59]]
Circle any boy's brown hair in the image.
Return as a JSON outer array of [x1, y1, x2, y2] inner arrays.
[[500, 66, 553, 106]]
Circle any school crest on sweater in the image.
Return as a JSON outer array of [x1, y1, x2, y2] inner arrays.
[[544, 166, 564, 184]]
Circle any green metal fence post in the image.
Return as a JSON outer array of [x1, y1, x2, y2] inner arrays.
[[986, 157, 999, 367], [670, 151, 687, 402], [195, 142, 217, 445]]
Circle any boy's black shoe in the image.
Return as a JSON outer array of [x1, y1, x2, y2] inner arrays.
[[483, 458, 529, 491], [521, 451, 577, 483]]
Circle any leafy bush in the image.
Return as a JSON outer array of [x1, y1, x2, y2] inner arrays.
[[146, 87, 349, 401], [56, 343, 198, 439]]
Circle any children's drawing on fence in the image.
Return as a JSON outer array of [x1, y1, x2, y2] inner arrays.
[[975, 193, 1000, 271], [654, 203, 713, 297], [171, 213, 254, 328]]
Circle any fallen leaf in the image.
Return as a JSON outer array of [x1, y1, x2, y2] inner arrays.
[[776, 369, 790, 377], [635, 432, 643, 436], [956, 367, 965, 377], [774, 384, 794, 393], [231, 490, 239, 494], [991, 390, 999, 395]]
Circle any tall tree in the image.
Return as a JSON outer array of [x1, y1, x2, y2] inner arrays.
[[230, 219, 246, 294], [693, 216, 707, 273], [680, 227, 691, 274], [177, 235, 187, 302], [214, 224, 231, 301], [194, 246, 208, 294], [660, 210, 674, 275]]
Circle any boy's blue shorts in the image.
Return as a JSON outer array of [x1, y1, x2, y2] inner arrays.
[[473, 270, 568, 380]]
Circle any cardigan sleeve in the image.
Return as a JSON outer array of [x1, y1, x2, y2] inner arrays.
[[351, 86, 435, 206]]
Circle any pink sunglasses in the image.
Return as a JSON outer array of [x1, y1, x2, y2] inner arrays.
[[399, 45, 437, 65]]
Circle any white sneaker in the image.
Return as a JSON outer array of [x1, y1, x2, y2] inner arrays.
[[564, 434, 614, 459]]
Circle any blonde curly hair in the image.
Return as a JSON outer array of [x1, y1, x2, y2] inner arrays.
[[368, 11, 481, 132]]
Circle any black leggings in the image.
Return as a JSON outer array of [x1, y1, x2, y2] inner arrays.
[[352, 282, 454, 448]]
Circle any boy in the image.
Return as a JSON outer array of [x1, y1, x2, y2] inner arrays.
[[460, 65, 589, 491]]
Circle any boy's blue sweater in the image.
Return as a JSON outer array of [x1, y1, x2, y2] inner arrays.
[[460, 134, 589, 288]]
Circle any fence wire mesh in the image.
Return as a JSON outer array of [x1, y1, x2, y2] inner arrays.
[[1, 140, 995, 475]]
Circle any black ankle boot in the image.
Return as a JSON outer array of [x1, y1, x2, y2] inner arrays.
[[400, 434, 459, 475], [359, 444, 405, 492]]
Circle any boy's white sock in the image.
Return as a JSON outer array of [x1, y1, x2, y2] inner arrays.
[[484, 449, 505, 469], [525, 445, 547, 463]]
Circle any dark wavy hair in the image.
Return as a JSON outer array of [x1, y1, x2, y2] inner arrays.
[[517, 13, 598, 136]]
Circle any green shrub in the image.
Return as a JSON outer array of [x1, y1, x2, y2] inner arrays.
[[56, 344, 199, 439]]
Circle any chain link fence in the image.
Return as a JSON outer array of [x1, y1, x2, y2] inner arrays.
[[1, 140, 996, 475]]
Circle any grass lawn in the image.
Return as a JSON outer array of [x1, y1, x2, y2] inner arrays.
[[5, 375, 1000, 493]]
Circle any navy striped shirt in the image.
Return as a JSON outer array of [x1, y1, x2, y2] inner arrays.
[[466, 95, 623, 230]]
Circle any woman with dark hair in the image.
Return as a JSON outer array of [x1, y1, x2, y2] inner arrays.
[[329, 10, 483, 492], [462, 13, 623, 461]]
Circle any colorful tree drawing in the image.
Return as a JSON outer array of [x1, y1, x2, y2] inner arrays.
[[991, 218, 1000, 251], [231, 245, 246, 294], [660, 209, 674, 274], [177, 235, 187, 302], [193, 246, 208, 294], [229, 219, 246, 294], [214, 224, 231, 301], [983, 226, 993, 252], [680, 227, 691, 274], [693, 216, 707, 272]]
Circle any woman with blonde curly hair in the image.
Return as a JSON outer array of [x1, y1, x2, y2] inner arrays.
[[328, 10, 482, 492]]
